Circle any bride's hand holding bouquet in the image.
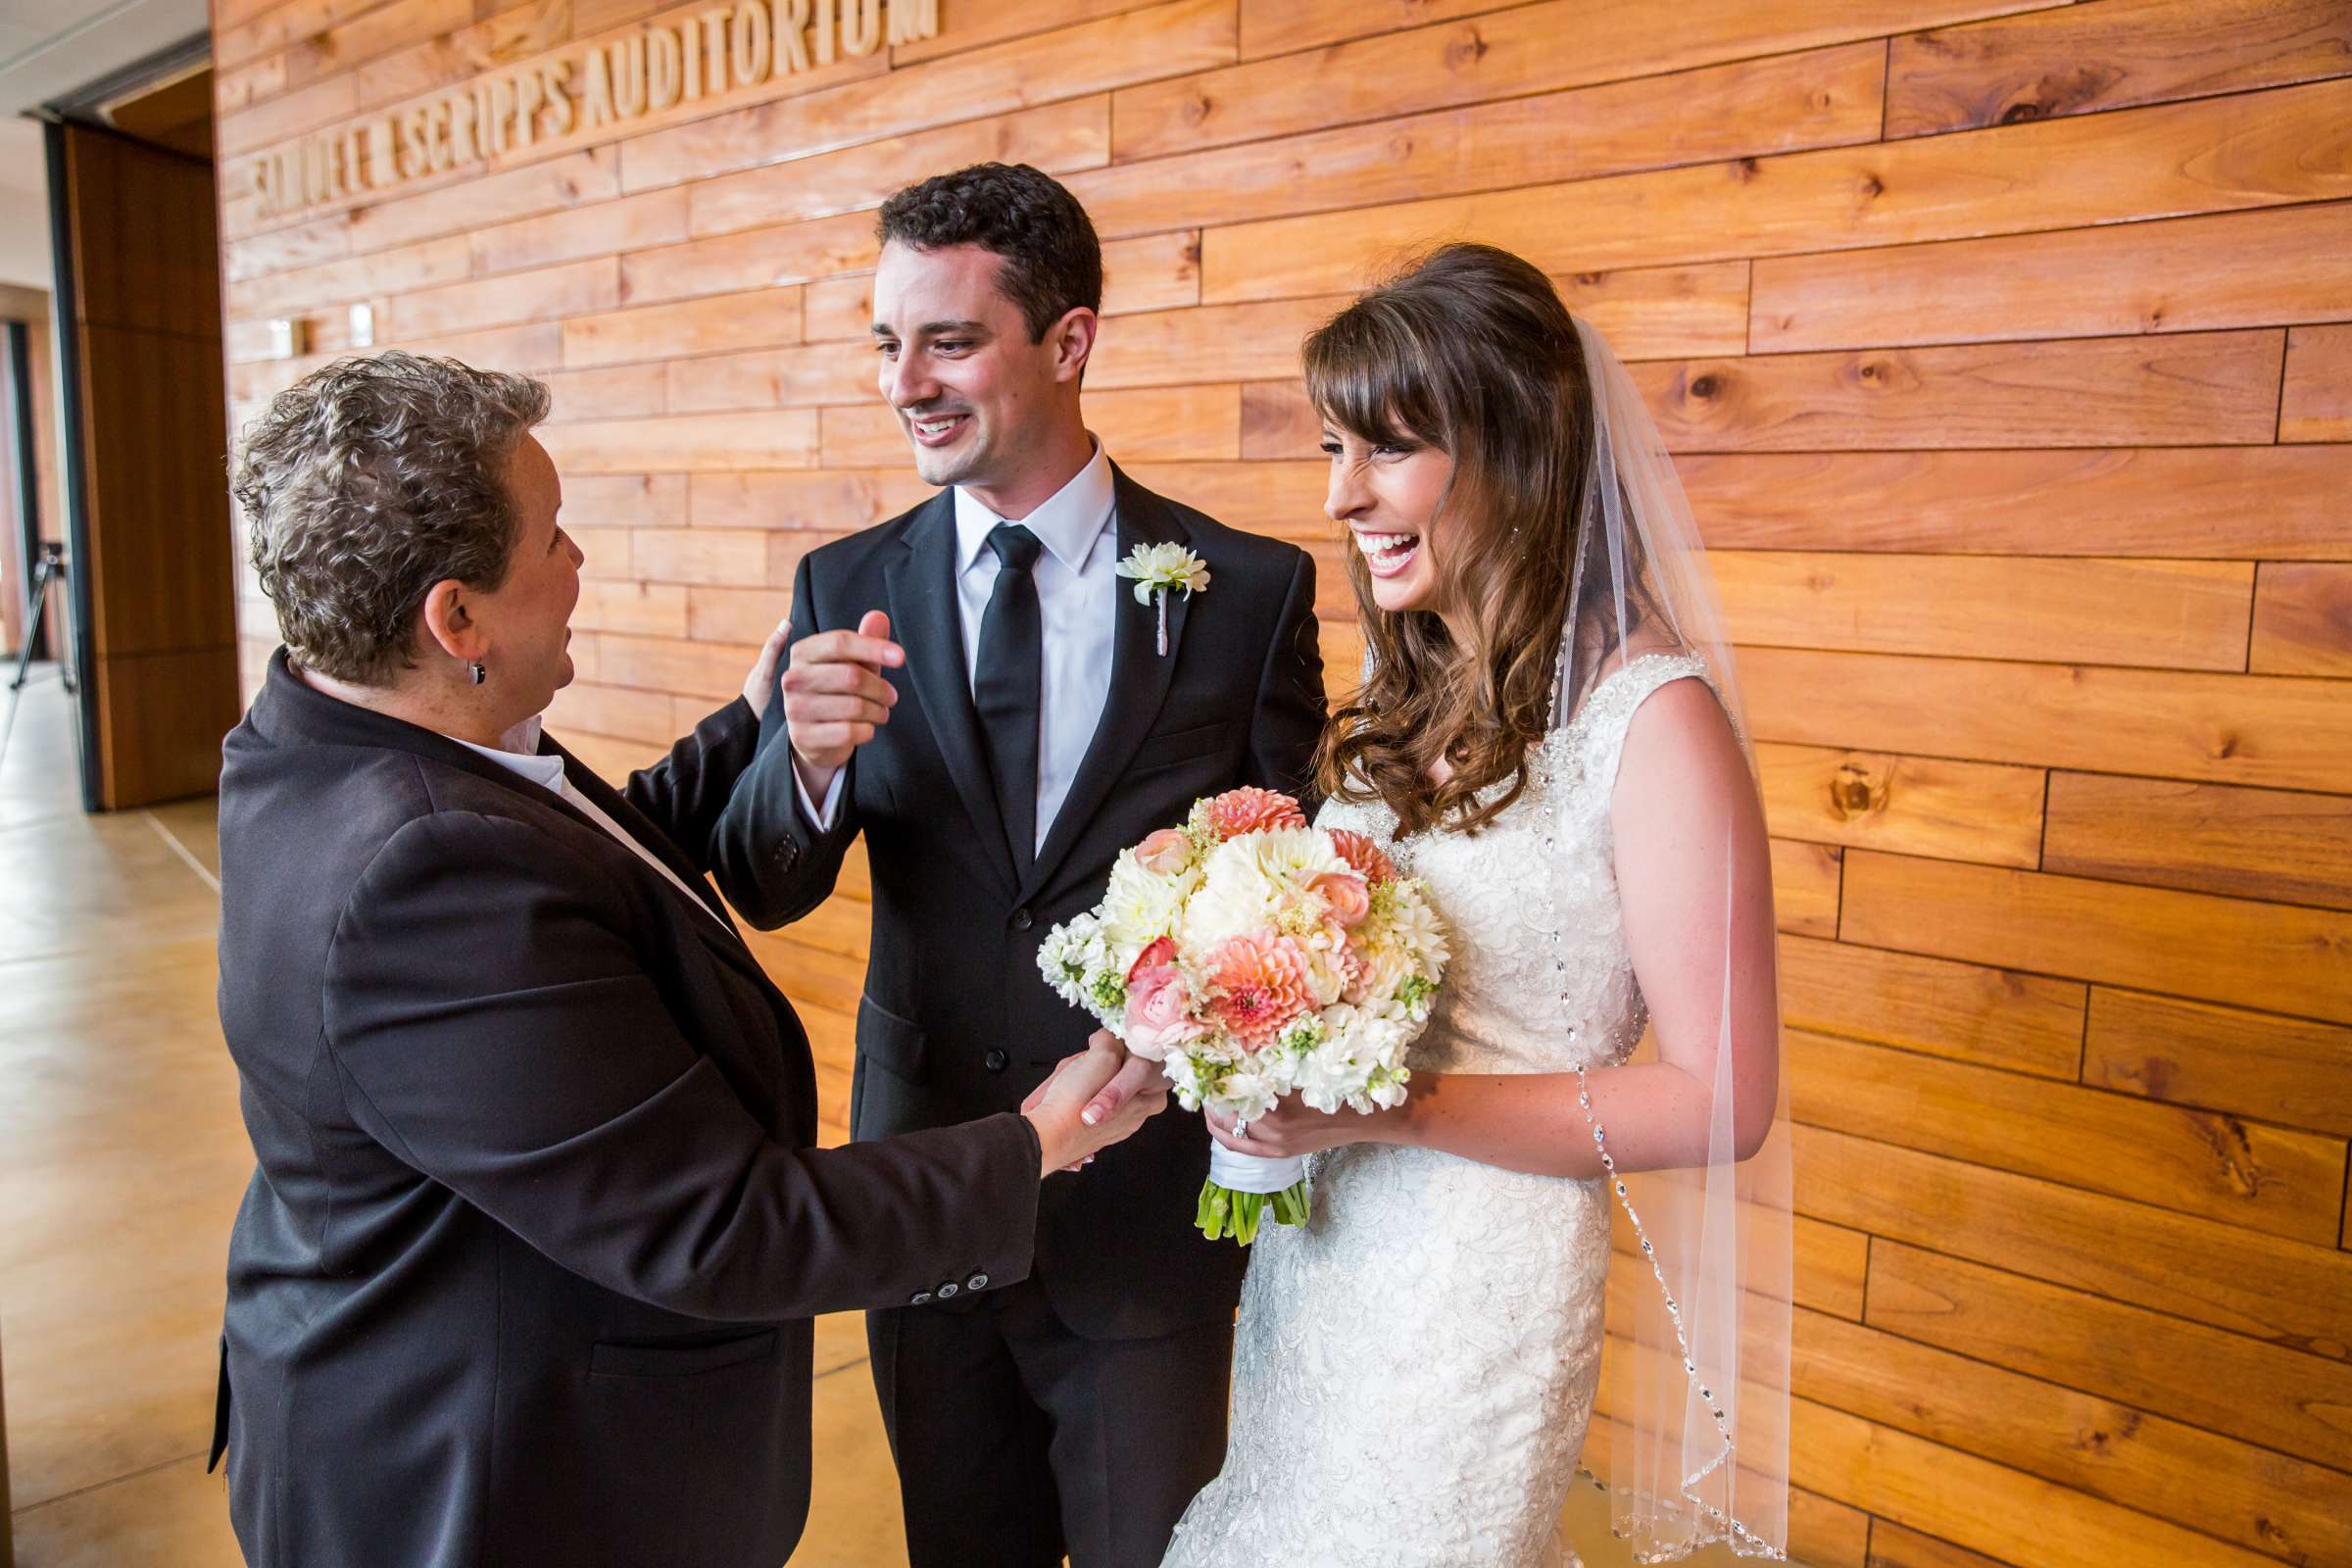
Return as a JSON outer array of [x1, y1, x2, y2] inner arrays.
[[1198, 1087, 1409, 1161], [1038, 786, 1450, 1244]]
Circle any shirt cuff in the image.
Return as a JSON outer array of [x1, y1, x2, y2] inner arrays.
[[793, 758, 847, 832]]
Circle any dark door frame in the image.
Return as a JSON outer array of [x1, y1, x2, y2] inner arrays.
[[4, 319, 39, 662], [41, 117, 102, 811]]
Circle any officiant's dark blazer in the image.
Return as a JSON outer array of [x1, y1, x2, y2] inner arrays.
[[210, 650, 1046, 1568], [710, 466, 1325, 1340]]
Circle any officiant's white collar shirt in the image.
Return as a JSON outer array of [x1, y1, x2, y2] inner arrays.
[[802, 438, 1119, 850]]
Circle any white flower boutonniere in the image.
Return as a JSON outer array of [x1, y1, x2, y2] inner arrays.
[[1116, 542, 1211, 656]]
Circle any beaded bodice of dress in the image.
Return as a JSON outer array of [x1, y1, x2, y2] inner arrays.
[[1161, 652, 1721, 1568], [1320, 651, 1718, 1081]]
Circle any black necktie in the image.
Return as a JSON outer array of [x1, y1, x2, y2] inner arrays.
[[974, 522, 1044, 874]]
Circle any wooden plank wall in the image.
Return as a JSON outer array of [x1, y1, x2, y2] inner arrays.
[[208, 2, 2352, 1564]]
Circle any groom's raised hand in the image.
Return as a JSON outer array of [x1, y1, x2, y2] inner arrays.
[[781, 608, 904, 801]]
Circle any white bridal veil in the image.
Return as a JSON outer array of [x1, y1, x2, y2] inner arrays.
[[1551, 318, 1793, 1561]]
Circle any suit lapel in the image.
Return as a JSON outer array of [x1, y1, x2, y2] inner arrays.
[[541, 746, 796, 1033], [546, 739, 759, 954], [254, 651, 773, 986], [886, 492, 1021, 898], [1018, 468, 1192, 906]]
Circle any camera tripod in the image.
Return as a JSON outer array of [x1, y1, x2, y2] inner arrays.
[[1, 539, 74, 777], [9, 539, 74, 695]]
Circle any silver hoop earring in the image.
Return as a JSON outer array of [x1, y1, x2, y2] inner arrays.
[[468, 661, 486, 686]]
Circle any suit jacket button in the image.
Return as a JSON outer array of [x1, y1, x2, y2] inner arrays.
[[1009, 908, 1034, 930], [937, 1281, 959, 1299], [910, 1291, 933, 1306], [965, 1273, 989, 1293], [985, 1049, 1008, 1073]]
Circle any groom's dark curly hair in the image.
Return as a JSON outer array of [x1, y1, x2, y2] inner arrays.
[[876, 163, 1103, 342]]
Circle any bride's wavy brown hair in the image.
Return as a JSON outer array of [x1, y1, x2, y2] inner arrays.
[[1308, 243, 1597, 837]]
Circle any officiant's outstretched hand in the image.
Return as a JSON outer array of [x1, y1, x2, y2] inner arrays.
[[209, 349, 1163, 1568], [1028, 1028, 1173, 1171]]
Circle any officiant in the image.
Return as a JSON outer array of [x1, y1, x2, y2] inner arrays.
[[206, 350, 1166, 1568]]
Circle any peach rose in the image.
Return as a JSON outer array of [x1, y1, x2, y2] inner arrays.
[[1124, 961, 1205, 1060], [1198, 787, 1308, 840], [1204, 933, 1317, 1046], [1328, 828, 1396, 887], [1310, 871, 1370, 927], [1136, 827, 1193, 875]]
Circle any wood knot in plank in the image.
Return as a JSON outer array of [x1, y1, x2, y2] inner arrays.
[[1829, 761, 1886, 821], [2075, 1409, 2141, 1454], [2126, 1054, 2175, 1098], [2018, 66, 2126, 122], [2194, 1112, 2263, 1199], [1444, 26, 1491, 71]]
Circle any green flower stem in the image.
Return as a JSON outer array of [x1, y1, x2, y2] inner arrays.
[[1195, 1177, 1311, 1246]]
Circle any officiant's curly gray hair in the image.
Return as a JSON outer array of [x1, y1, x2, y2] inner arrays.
[[232, 351, 550, 685]]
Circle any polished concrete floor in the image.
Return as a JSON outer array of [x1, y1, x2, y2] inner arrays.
[[0, 669, 1747, 1568]]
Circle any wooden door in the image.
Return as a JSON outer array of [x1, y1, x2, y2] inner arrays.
[[57, 122, 239, 808]]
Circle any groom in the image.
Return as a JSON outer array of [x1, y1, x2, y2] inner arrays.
[[709, 164, 1325, 1564]]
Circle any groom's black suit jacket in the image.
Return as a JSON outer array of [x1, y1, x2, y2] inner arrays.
[[710, 466, 1326, 1339], [212, 651, 1045, 1568]]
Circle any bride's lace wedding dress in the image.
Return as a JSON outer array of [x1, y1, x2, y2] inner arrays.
[[1162, 652, 1718, 1568]]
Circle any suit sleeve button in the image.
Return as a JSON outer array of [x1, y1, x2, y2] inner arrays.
[[985, 1049, 1008, 1073], [965, 1273, 989, 1292], [910, 1291, 933, 1306], [937, 1281, 959, 1299]]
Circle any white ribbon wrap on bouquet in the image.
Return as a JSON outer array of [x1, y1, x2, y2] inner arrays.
[[1207, 1145, 1306, 1196]]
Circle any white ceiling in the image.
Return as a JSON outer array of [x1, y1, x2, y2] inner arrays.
[[0, 0, 210, 289], [0, 0, 210, 118], [0, 115, 48, 288]]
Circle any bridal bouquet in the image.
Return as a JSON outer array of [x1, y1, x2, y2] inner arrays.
[[1037, 787, 1449, 1244]]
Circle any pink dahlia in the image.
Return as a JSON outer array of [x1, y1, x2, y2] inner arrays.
[[1198, 787, 1308, 840], [1205, 933, 1317, 1046], [1328, 828, 1397, 887]]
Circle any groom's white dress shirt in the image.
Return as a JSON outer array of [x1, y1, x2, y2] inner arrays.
[[799, 440, 1119, 853], [452, 715, 730, 928]]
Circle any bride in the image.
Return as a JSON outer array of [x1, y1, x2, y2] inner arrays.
[[1161, 245, 1792, 1566]]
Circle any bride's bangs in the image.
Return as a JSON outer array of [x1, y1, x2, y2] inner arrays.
[[1302, 301, 1452, 454]]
